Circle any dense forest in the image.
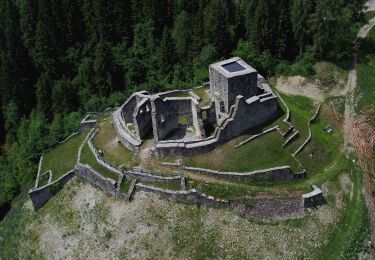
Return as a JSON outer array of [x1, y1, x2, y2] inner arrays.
[[0, 0, 366, 210]]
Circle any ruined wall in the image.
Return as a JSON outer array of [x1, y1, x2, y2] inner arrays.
[[219, 95, 279, 141], [75, 163, 118, 196], [155, 94, 279, 156], [133, 98, 152, 139], [121, 94, 138, 123], [152, 97, 197, 140], [29, 170, 75, 211], [113, 108, 141, 150], [209, 66, 228, 118], [227, 73, 259, 113]]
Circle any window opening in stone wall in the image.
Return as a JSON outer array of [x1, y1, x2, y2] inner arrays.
[[220, 101, 225, 113]]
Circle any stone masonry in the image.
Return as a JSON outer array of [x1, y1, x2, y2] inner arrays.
[[113, 57, 280, 156]]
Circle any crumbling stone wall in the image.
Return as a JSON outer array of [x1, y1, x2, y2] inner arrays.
[[75, 163, 118, 196], [154, 94, 279, 156], [151, 97, 200, 141], [29, 170, 75, 211], [133, 98, 152, 139]]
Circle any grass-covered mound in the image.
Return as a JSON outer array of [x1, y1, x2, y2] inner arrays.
[[40, 133, 85, 182]]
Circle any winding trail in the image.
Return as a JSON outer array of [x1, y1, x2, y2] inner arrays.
[[343, 17, 375, 154], [343, 16, 375, 255]]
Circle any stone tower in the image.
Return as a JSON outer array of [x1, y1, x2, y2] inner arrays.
[[209, 57, 258, 124]]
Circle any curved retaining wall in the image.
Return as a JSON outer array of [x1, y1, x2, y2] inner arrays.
[[163, 164, 305, 182], [29, 170, 75, 211]]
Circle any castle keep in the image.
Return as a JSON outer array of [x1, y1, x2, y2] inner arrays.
[[113, 57, 279, 156]]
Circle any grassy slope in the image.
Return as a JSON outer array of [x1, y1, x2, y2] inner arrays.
[[40, 133, 85, 181], [317, 161, 370, 259], [80, 143, 118, 181], [92, 118, 138, 168], [184, 94, 315, 173], [357, 26, 375, 127], [184, 131, 299, 172]]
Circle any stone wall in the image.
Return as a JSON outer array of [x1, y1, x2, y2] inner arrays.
[[29, 170, 75, 211], [302, 185, 324, 207], [75, 163, 118, 196], [155, 93, 279, 156], [135, 184, 231, 208], [151, 97, 200, 141], [113, 108, 141, 151], [164, 164, 305, 182], [79, 114, 97, 132], [133, 98, 152, 139], [235, 126, 279, 148]]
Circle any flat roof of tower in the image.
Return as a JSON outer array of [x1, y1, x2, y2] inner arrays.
[[210, 57, 257, 78], [222, 61, 246, 73]]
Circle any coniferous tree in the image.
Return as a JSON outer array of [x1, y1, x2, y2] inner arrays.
[[172, 11, 191, 62], [204, 0, 233, 57], [291, 0, 313, 55], [36, 72, 53, 121]]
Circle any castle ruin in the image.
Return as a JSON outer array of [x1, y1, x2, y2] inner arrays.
[[113, 57, 279, 156]]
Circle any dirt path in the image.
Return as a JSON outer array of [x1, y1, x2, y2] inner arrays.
[[343, 17, 375, 153], [343, 16, 375, 256]]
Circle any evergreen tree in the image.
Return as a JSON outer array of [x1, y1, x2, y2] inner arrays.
[[36, 72, 53, 121], [291, 0, 313, 55], [203, 0, 234, 56], [172, 11, 191, 62]]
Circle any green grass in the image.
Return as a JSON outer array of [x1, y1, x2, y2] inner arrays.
[[317, 160, 370, 259], [80, 143, 118, 181], [357, 26, 375, 127], [171, 91, 192, 98], [184, 131, 299, 172], [280, 93, 314, 152], [140, 181, 181, 191], [120, 177, 133, 193], [38, 172, 50, 187], [93, 119, 138, 169], [192, 86, 211, 107], [40, 133, 85, 182]]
